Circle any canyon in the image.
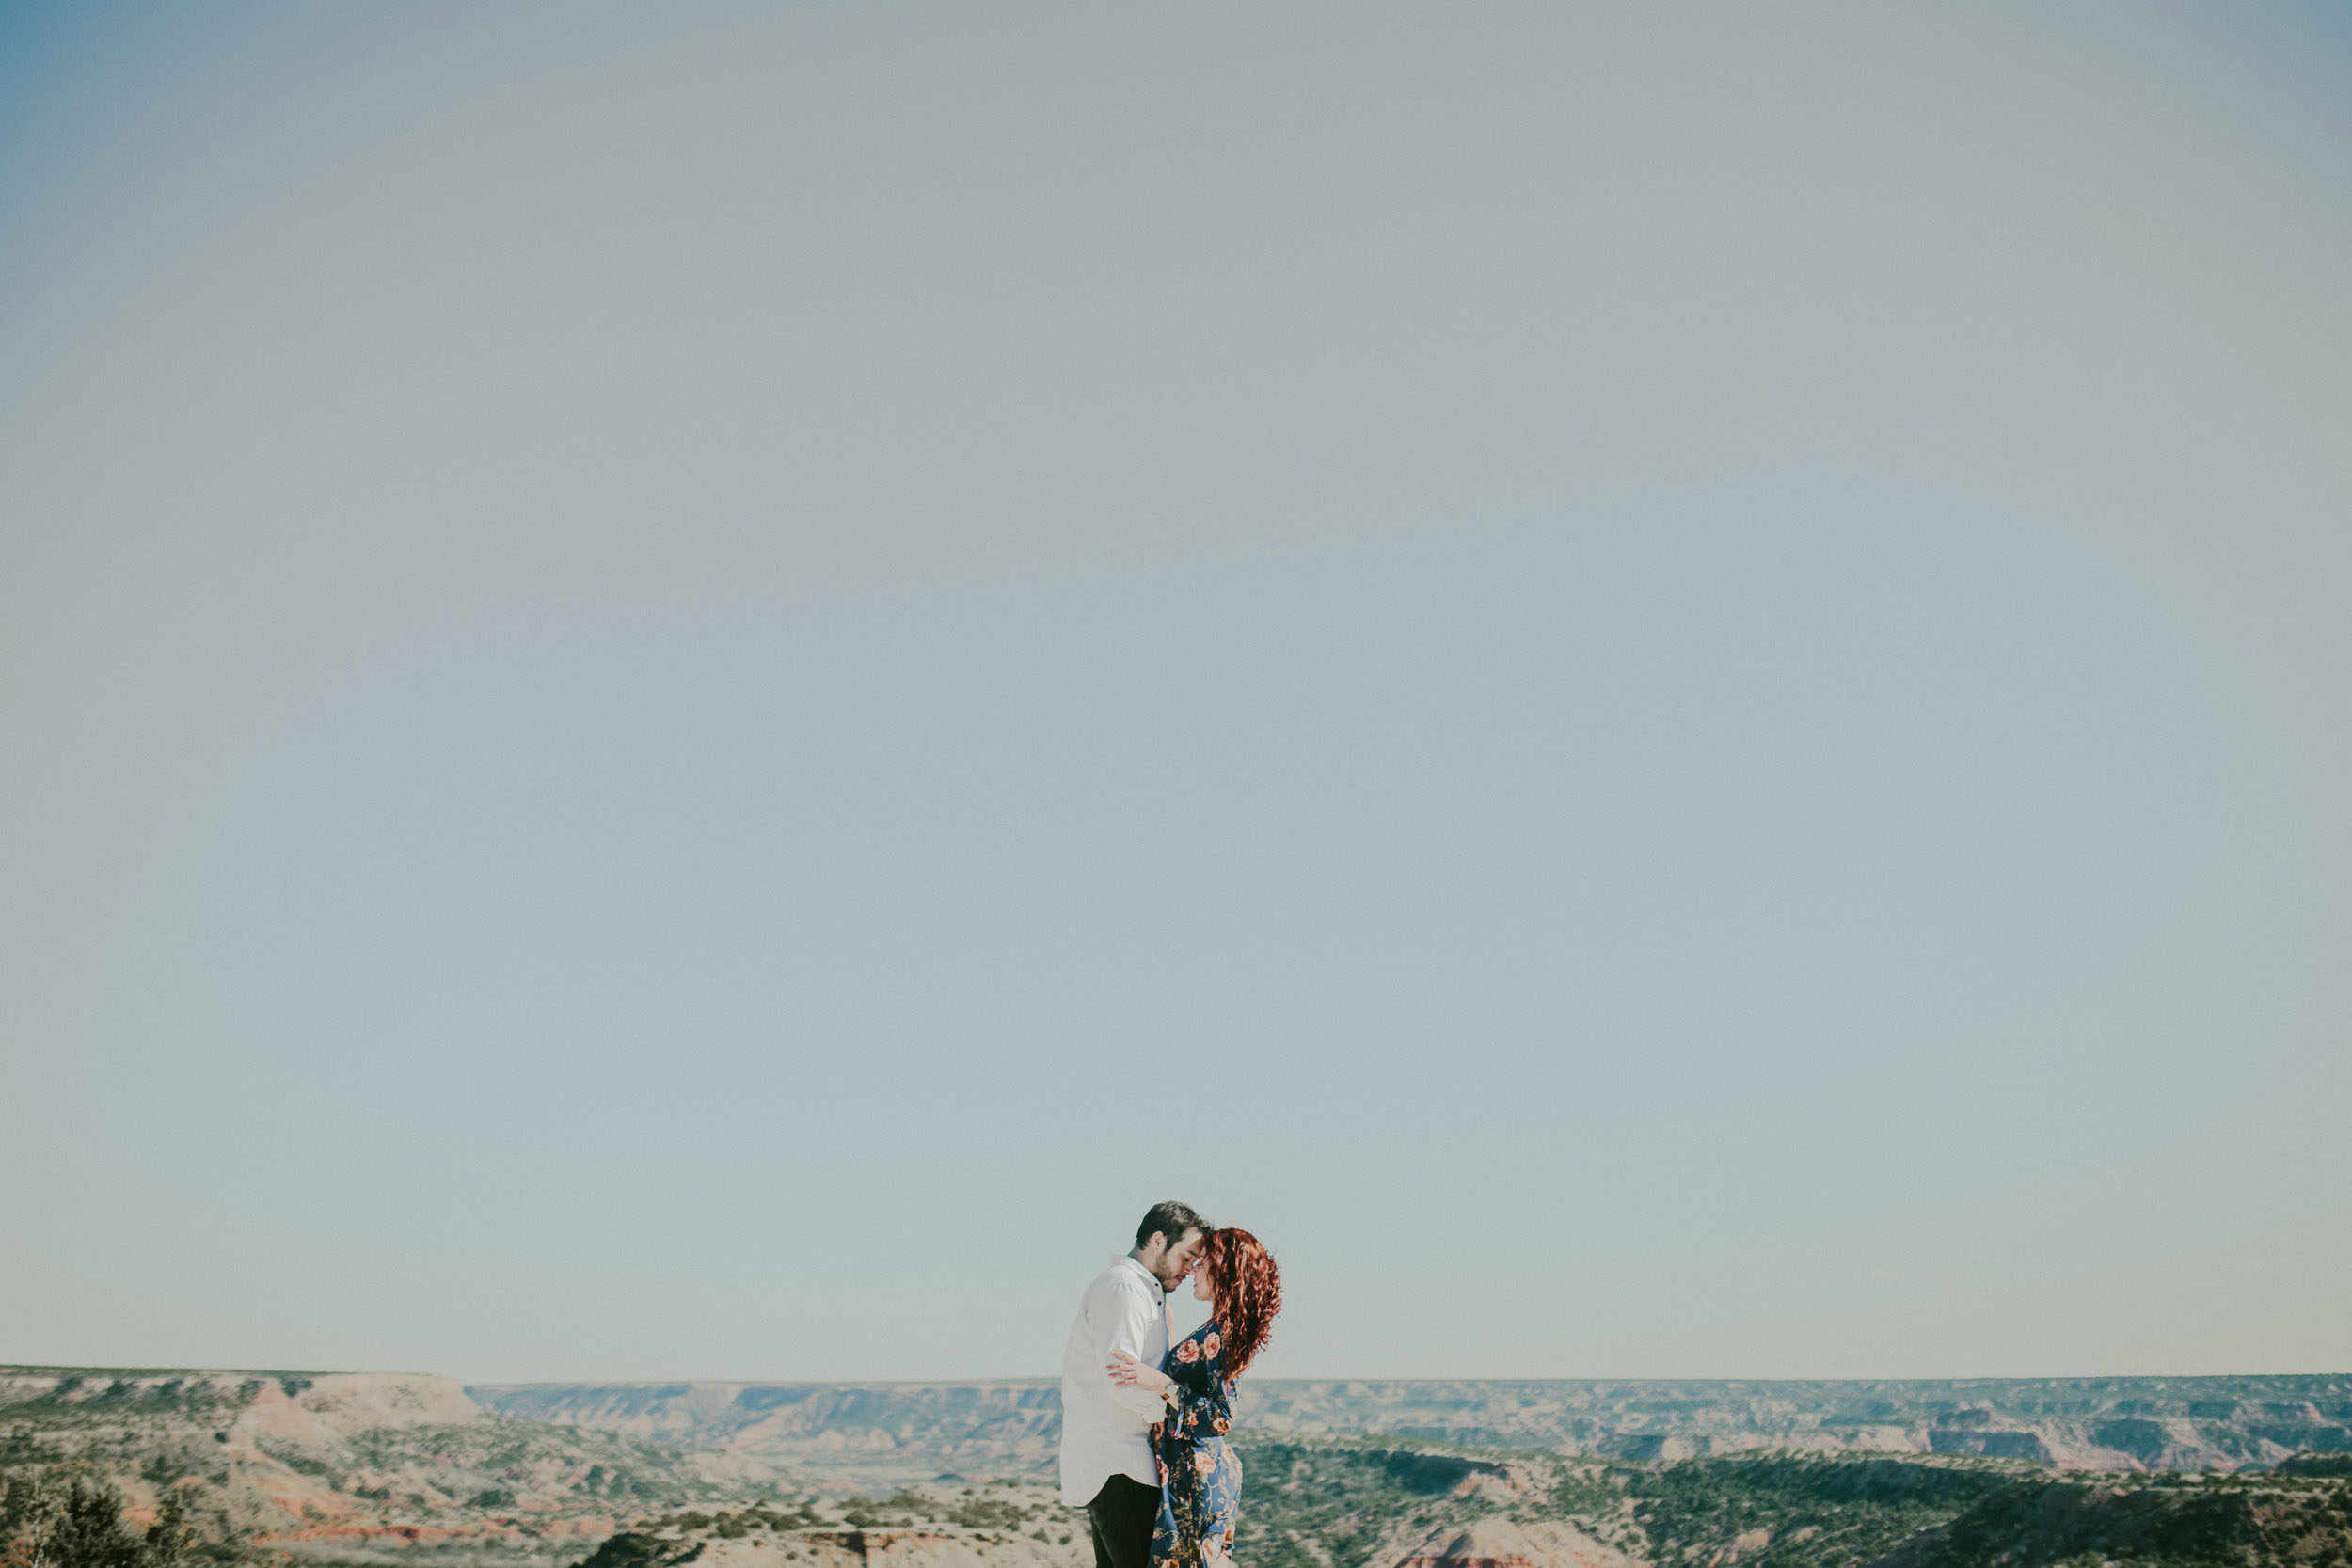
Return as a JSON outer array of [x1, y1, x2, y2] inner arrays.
[[7, 1368, 2350, 1568], [469, 1373, 2352, 1481]]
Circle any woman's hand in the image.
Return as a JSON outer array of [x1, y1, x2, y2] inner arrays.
[[1107, 1352, 1172, 1397]]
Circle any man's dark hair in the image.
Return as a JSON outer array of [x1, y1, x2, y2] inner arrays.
[[1135, 1200, 1210, 1251]]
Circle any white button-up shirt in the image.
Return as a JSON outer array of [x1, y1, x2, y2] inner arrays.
[[1058, 1254, 1172, 1507]]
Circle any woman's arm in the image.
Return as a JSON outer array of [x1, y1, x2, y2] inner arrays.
[[1165, 1370, 1231, 1438], [1156, 1341, 1232, 1439], [1106, 1351, 1175, 1402]]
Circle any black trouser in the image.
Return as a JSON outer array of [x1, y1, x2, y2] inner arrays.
[[1086, 1474, 1160, 1568]]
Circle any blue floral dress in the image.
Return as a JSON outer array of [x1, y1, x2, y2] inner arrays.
[[1149, 1320, 1242, 1568]]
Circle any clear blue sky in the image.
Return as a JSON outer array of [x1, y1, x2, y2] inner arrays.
[[3, 2, 2348, 1385]]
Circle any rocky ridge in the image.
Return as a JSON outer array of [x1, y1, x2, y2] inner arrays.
[[468, 1376, 2352, 1480]]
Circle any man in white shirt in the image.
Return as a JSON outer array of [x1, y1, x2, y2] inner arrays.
[[1060, 1201, 1211, 1568]]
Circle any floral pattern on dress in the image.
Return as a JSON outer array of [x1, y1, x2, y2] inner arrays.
[[1148, 1319, 1242, 1568]]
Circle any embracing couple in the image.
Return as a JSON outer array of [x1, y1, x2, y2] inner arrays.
[[1059, 1202, 1284, 1568]]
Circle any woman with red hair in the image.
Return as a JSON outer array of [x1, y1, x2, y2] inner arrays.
[[1107, 1227, 1283, 1568]]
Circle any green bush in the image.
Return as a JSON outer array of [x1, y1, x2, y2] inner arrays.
[[572, 1533, 707, 1568], [15, 1481, 192, 1568]]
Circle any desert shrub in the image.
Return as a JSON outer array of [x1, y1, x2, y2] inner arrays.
[[135, 1458, 187, 1491], [17, 1481, 191, 1568], [573, 1534, 705, 1568], [948, 1497, 1027, 1530]]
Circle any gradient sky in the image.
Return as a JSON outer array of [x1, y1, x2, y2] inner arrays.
[[4, 3, 2349, 1386]]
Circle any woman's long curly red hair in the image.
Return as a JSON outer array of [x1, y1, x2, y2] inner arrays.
[[1200, 1227, 1282, 1381]]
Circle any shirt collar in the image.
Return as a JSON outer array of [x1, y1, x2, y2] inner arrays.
[[1116, 1255, 1165, 1301]]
